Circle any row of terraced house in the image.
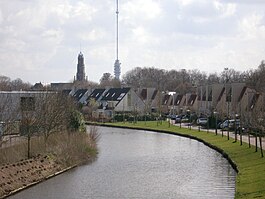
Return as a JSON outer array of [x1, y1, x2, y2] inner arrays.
[[64, 82, 263, 120], [0, 82, 263, 123]]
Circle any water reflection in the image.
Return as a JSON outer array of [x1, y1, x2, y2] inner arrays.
[[8, 126, 236, 199]]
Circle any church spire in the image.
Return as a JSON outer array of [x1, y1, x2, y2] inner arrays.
[[76, 52, 86, 82]]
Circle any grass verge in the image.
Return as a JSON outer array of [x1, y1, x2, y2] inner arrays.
[[94, 121, 265, 199]]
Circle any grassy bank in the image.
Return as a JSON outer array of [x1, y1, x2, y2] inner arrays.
[[99, 121, 265, 199]]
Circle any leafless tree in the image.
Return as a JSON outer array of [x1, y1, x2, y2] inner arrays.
[[99, 73, 121, 88], [0, 76, 11, 90], [20, 95, 38, 158], [207, 73, 220, 84], [34, 93, 76, 147], [0, 75, 31, 91], [10, 78, 31, 91], [250, 95, 265, 157], [82, 98, 99, 121]]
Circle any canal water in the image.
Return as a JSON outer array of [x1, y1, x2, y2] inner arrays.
[[8, 126, 236, 199]]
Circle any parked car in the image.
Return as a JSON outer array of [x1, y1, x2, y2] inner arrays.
[[175, 115, 183, 123], [220, 119, 240, 130], [196, 118, 208, 126], [181, 115, 190, 123], [170, 114, 177, 120]]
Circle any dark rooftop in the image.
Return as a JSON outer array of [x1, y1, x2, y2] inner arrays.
[[101, 88, 130, 101], [73, 89, 88, 101], [87, 88, 106, 102]]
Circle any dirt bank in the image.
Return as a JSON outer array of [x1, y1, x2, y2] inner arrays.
[[0, 155, 71, 199]]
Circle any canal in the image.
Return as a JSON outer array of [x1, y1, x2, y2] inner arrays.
[[8, 126, 236, 199]]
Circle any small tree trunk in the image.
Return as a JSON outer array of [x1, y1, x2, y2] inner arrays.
[[248, 132, 251, 148], [227, 130, 230, 140], [234, 128, 237, 142], [259, 135, 263, 158], [239, 127, 242, 145], [255, 132, 258, 152], [27, 135, 31, 159], [44, 134, 48, 152]]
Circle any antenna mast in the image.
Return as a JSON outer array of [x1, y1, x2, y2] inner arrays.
[[114, 0, 121, 80], [116, 0, 119, 60]]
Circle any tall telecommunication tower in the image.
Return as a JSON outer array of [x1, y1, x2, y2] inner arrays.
[[114, 0, 121, 80]]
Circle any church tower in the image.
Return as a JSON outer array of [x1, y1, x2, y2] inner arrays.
[[76, 52, 86, 81]]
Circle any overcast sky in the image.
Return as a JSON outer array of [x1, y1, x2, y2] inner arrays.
[[0, 0, 265, 84]]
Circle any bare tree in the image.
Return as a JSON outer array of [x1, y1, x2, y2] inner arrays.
[[207, 73, 220, 84], [20, 96, 38, 158], [0, 76, 32, 91], [34, 93, 76, 147], [99, 73, 121, 88], [82, 98, 99, 121], [122, 67, 145, 88], [250, 94, 265, 157], [0, 76, 11, 90], [11, 78, 31, 91]]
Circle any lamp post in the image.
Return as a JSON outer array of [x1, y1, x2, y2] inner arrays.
[[187, 109, 191, 130], [103, 106, 106, 123], [258, 118, 264, 157], [169, 92, 176, 127], [235, 113, 239, 142], [224, 67, 230, 140], [180, 108, 183, 128], [214, 111, 218, 135]]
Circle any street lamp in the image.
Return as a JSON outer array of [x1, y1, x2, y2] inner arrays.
[[214, 111, 218, 135], [169, 92, 176, 116], [224, 67, 230, 140], [102, 106, 106, 123], [180, 108, 183, 128], [187, 109, 191, 130], [168, 92, 176, 127], [235, 113, 239, 142]]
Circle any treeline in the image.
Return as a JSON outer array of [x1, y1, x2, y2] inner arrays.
[[0, 75, 32, 91], [121, 61, 265, 93]]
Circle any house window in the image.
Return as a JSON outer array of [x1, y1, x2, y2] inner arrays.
[[21, 97, 35, 111], [117, 93, 125, 100]]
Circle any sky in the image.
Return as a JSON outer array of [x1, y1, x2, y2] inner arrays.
[[0, 0, 265, 84]]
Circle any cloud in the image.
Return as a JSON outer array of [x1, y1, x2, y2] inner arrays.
[[239, 13, 265, 40], [0, 0, 264, 83], [214, 1, 236, 18], [122, 0, 162, 21]]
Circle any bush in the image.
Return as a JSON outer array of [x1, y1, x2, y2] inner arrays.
[[68, 110, 86, 132]]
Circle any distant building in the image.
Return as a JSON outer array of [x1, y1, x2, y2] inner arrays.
[[31, 82, 44, 91], [50, 83, 73, 91], [75, 52, 87, 82]]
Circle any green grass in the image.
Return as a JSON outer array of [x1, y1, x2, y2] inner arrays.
[[100, 121, 265, 199]]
